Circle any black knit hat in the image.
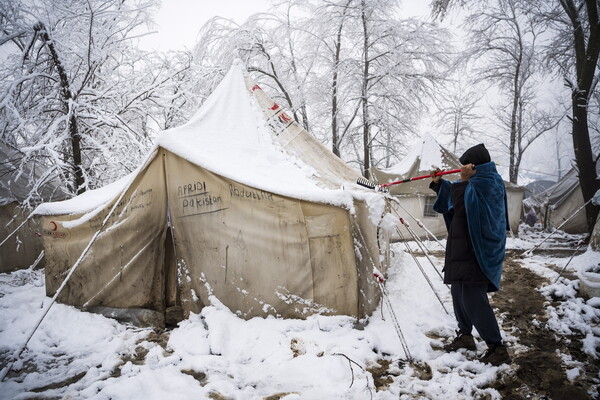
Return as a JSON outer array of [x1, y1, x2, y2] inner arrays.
[[459, 143, 491, 166]]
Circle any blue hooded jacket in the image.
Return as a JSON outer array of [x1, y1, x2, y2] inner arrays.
[[465, 162, 509, 291], [433, 159, 509, 291]]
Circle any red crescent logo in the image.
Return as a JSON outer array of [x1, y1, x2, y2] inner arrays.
[[50, 221, 58, 231]]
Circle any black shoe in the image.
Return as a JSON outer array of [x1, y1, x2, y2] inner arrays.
[[479, 343, 511, 366], [443, 333, 477, 352]]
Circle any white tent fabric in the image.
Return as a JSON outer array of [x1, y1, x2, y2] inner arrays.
[[34, 62, 392, 326], [523, 168, 588, 234]]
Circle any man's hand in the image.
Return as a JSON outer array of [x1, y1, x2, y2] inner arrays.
[[460, 163, 476, 182], [430, 168, 442, 184]]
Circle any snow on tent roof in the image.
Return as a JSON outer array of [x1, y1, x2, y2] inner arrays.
[[157, 62, 350, 204], [35, 61, 366, 216], [34, 174, 133, 216], [379, 134, 458, 176]]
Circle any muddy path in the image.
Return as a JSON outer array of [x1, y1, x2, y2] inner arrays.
[[489, 250, 598, 399]]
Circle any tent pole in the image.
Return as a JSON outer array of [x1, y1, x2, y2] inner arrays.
[[390, 206, 444, 280], [351, 218, 415, 359], [553, 243, 584, 284], [388, 195, 445, 250], [1, 149, 158, 382], [0, 184, 132, 382], [396, 216, 444, 282], [394, 226, 450, 315], [31, 250, 44, 270]]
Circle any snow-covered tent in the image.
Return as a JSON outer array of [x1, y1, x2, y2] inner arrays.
[[370, 135, 525, 239], [523, 168, 588, 234], [0, 141, 68, 272], [524, 180, 556, 200], [34, 62, 391, 327]]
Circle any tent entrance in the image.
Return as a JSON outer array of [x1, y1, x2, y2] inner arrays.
[[164, 224, 183, 326]]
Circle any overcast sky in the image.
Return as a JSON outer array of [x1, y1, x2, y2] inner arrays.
[[139, 0, 435, 51], [138, 1, 562, 182]]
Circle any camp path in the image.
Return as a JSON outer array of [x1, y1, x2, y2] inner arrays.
[[490, 249, 597, 399]]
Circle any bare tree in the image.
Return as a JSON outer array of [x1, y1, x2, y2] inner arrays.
[[194, 0, 451, 176], [350, 0, 452, 176], [541, 0, 600, 233], [459, 0, 555, 184], [0, 0, 171, 195], [194, 7, 316, 132], [488, 90, 565, 183], [434, 76, 482, 153], [308, 0, 358, 157], [434, 0, 600, 232]]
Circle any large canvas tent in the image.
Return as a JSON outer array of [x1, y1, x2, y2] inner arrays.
[[370, 135, 525, 239], [1, 141, 68, 272], [34, 62, 391, 327], [523, 168, 588, 234]]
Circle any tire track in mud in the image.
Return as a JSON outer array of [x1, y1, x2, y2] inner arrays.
[[489, 250, 595, 399]]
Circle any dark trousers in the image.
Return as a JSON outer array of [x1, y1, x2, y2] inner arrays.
[[451, 283, 502, 345]]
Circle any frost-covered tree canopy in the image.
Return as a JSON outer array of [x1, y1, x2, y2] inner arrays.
[[0, 0, 204, 198], [1, 0, 598, 228]]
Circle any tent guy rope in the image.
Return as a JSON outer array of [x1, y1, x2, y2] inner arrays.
[[0, 211, 35, 249], [522, 197, 593, 256], [394, 225, 450, 315], [0, 150, 157, 382], [388, 195, 445, 249]]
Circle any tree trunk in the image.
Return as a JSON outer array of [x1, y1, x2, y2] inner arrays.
[[37, 22, 85, 194], [361, 1, 371, 178], [331, 26, 343, 157], [331, 0, 352, 158], [562, 0, 600, 233], [453, 112, 459, 153], [508, 44, 522, 184], [572, 91, 600, 233]]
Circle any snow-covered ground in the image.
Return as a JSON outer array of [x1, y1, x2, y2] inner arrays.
[[0, 229, 598, 399]]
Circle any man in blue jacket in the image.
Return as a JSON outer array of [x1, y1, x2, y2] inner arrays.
[[429, 143, 511, 366]]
